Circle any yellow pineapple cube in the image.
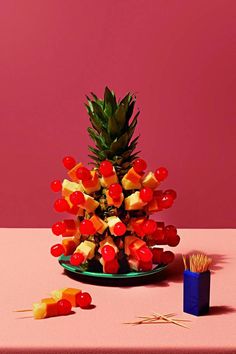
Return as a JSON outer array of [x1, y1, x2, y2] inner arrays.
[[124, 191, 147, 210], [107, 216, 122, 235], [51, 288, 66, 301], [82, 194, 99, 213], [128, 257, 140, 271], [75, 240, 96, 260], [82, 171, 101, 194], [142, 172, 159, 189], [33, 302, 47, 319], [62, 179, 84, 197], [100, 168, 118, 187]]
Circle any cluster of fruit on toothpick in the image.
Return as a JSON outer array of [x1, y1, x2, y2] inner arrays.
[[50, 87, 180, 274]]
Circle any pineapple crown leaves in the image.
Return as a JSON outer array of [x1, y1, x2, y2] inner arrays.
[[85, 87, 140, 171]]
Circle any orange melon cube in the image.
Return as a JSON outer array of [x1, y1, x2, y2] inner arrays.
[[62, 238, 77, 256], [41, 298, 58, 317], [99, 236, 118, 253], [106, 190, 124, 208], [67, 163, 83, 182], [121, 167, 142, 190], [90, 214, 108, 234], [147, 197, 159, 213], [124, 236, 146, 256], [62, 288, 81, 307], [61, 219, 78, 237]]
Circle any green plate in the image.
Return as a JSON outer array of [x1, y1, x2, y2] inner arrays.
[[59, 255, 167, 280]]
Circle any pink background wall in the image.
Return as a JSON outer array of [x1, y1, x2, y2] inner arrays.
[[0, 0, 236, 228]]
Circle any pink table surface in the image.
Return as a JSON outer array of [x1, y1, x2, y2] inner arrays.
[[0, 228, 235, 354]]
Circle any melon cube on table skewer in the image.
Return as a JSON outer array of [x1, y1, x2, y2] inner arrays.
[[100, 168, 118, 187], [142, 172, 159, 189], [82, 171, 101, 194], [121, 167, 142, 190], [33, 298, 59, 319], [67, 163, 83, 182], [128, 257, 140, 271], [106, 190, 124, 208], [125, 191, 147, 210], [41, 298, 58, 317], [90, 214, 108, 234], [51, 288, 81, 307], [62, 179, 84, 197]]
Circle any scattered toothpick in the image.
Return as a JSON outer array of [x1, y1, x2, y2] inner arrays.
[[124, 312, 190, 328]]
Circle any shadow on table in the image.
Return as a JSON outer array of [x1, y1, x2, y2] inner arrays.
[[209, 305, 236, 316], [61, 251, 228, 288]]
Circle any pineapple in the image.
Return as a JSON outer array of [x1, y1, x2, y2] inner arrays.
[[85, 87, 140, 178], [50, 87, 179, 274]]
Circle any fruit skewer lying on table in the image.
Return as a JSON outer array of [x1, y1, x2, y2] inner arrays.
[[14, 288, 92, 319]]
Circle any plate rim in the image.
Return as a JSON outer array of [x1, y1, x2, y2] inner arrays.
[[58, 255, 168, 279]]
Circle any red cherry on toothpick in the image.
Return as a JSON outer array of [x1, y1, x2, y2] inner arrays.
[[50, 180, 62, 192], [70, 252, 85, 266], [142, 219, 157, 234], [167, 235, 180, 247], [164, 189, 177, 200], [114, 222, 126, 236], [76, 167, 91, 181], [76, 292, 92, 309], [151, 248, 164, 264], [159, 194, 174, 209], [108, 183, 122, 199], [154, 167, 168, 182], [50, 244, 64, 257], [79, 219, 95, 235], [62, 156, 76, 170], [165, 225, 177, 238], [161, 251, 175, 264], [140, 187, 153, 202], [54, 199, 70, 212], [101, 245, 116, 262], [57, 299, 72, 315], [133, 158, 147, 173], [99, 160, 113, 177], [70, 191, 85, 205], [137, 246, 153, 262], [51, 221, 66, 236], [139, 261, 152, 272], [104, 259, 119, 274]]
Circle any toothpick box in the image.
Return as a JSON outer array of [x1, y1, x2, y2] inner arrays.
[[183, 270, 210, 316]]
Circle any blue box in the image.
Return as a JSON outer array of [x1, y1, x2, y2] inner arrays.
[[183, 270, 210, 316]]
